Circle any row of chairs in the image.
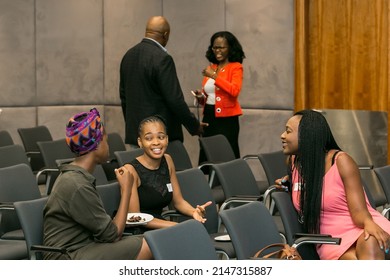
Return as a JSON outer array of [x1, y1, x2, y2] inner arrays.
[[12, 168, 341, 260], [0, 127, 128, 259], [6, 132, 386, 258]]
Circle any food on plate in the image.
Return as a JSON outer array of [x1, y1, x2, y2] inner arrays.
[[127, 215, 146, 223]]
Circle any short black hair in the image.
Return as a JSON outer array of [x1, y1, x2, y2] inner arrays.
[[138, 115, 167, 136]]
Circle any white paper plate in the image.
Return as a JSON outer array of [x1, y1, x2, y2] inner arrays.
[[214, 234, 231, 242], [126, 213, 153, 226]]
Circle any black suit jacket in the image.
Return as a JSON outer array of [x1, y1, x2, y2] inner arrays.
[[120, 38, 200, 145]]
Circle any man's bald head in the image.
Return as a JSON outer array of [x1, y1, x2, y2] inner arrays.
[[145, 16, 170, 47]]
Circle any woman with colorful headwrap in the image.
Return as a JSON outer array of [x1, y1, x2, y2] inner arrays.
[[43, 108, 152, 260]]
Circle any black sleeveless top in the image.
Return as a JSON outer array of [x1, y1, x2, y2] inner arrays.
[[129, 156, 173, 219]]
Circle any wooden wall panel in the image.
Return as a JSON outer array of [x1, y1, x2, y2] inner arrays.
[[295, 0, 390, 162]]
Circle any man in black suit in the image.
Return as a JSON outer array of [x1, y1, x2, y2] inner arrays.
[[120, 16, 205, 146]]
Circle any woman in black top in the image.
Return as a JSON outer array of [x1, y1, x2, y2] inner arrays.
[[124, 115, 211, 230]]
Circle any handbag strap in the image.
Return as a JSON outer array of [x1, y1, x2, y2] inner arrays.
[[253, 243, 287, 258]]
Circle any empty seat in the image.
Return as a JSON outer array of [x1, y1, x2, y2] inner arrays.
[[17, 126, 53, 173], [144, 219, 218, 260], [0, 130, 14, 147]]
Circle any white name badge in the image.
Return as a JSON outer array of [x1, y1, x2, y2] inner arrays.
[[293, 182, 301, 191], [166, 183, 173, 192]]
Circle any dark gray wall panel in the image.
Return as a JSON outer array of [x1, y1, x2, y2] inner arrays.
[[226, 0, 294, 109], [0, 107, 36, 146], [0, 0, 296, 175], [163, 0, 225, 104], [0, 0, 35, 106], [36, 0, 103, 105], [103, 105, 126, 139]]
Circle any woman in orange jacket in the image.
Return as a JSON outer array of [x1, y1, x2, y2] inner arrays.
[[193, 31, 246, 163]]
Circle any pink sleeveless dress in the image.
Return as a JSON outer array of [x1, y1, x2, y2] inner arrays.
[[291, 153, 390, 260]]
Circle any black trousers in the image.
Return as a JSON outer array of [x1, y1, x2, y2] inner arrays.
[[198, 104, 240, 165]]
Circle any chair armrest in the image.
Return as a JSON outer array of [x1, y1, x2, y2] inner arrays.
[[292, 234, 341, 249], [35, 168, 60, 183], [31, 245, 68, 254], [242, 154, 260, 160], [161, 210, 192, 223], [30, 245, 69, 259], [358, 165, 374, 170], [197, 162, 217, 172], [25, 151, 41, 156], [219, 195, 261, 212], [161, 209, 181, 218], [263, 186, 289, 213], [0, 203, 15, 209], [382, 207, 390, 219]]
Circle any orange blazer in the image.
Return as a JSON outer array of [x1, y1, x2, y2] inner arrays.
[[201, 62, 243, 117]]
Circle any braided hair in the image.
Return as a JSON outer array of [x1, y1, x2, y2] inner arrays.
[[292, 110, 341, 233]]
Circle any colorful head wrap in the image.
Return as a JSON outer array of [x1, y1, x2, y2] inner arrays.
[[65, 108, 104, 156]]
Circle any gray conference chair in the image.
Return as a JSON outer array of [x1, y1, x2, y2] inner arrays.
[[257, 150, 288, 186], [14, 196, 67, 260], [114, 148, 144, 166], [144, 219, 218, 260], [17, 125, 53, 174], [0, 163, 42, 241], [172, 168, 235, 259], [166, 140, 193, 171], [0, 130, 14, 147], [219, 201, 341, 260], [96, 181, 121, 218]]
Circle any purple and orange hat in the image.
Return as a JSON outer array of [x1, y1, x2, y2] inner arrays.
[[65, 108, 104, 156]]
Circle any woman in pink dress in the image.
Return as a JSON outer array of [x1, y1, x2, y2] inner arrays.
[[277, 109, 390, 260]]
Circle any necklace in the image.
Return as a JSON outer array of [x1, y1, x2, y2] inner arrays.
[[216, 62, 228, 73], [140, 155, 160, 170]]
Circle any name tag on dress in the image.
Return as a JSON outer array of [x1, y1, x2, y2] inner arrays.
[[293, 182, 301, 191], [166, 183, 173, 192]]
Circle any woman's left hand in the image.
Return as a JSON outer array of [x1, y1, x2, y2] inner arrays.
[[193, 201, 213, 223], [364, 220, 390, 254]]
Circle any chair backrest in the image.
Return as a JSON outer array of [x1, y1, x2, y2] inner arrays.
[[372, 165, 390, 205], [0, 130, 14, 147], [0, 163, 41, 202], [144, 219, 218, 260], [114, 148, 143, 166], [18, 126, 53, 152], [211, 158, 260, 199], [96, 181, 121, 218], [37, 138, 75, 194], [219, 201, 283, 259], [17, 126, 53, 171], [92, 164, 109, 185], [0, 144, 31, 169], [14, 197, 49, 259], [360, 178, 378, 209], [270, 191, 303, 245], [271, 191, 322, 260], [107, 132, 126, 160], [37, 138, 74, 168], [257, 150, 288, 186], [198, 134, 236, 163], [166, 140, 193, 171], [176, 168, 219, 233]]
